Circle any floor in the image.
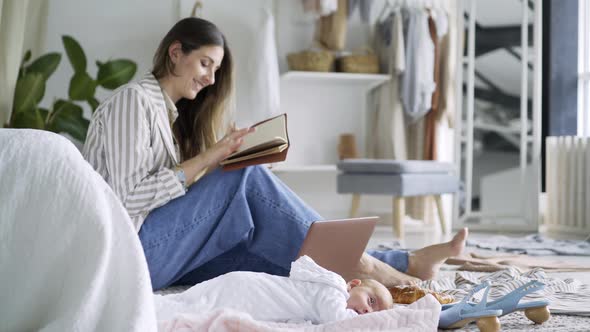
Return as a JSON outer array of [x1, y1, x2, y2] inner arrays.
[[367, 224, 590, 285], [368, 225, 590, 331]]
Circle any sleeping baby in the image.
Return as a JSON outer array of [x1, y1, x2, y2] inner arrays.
[[154, 255, 394, 324]]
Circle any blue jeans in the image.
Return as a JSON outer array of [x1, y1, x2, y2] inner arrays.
[[139, 166, 408, 291]]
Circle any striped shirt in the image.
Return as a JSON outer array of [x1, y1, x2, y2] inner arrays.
[[83, 73, 185, 231]]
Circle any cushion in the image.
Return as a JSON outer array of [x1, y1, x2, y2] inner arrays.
[[337, 173, 459, 196], [337, 159, 455, 174]]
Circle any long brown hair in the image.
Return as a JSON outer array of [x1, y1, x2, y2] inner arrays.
[[152, 17, 233, 161]]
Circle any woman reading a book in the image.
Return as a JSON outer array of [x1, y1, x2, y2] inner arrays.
[[83, 17, 468, 291]]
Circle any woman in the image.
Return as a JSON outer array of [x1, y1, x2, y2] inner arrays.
[[83, 17, 467, 291]]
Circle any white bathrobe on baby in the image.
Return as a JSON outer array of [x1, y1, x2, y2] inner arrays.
[[154, 256, 358, 324]]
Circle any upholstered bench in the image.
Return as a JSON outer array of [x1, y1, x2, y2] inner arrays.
[[337, 159, 459, 239]]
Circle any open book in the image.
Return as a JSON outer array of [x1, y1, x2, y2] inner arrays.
[[220, 113, 289, 171]]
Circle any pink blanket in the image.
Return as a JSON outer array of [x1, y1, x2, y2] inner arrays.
[[158, 294, 440, 332]]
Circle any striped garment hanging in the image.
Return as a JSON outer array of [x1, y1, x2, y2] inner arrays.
[[418, 267, 590, 316]]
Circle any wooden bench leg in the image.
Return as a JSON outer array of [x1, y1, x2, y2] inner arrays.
[[434, 195, 447, 234], [349, 194, 361, 218], [393, 196, 405, 239]]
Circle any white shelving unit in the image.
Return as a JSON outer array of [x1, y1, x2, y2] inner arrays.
[[273, 71, 391, 219], [272, 164, 337, 173], [275, 71, 390, 173], [280, 71, 390, 91]]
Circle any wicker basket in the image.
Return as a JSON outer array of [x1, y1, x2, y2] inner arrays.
[[287, 50, 334, 72], [337, 53, 380, 74]]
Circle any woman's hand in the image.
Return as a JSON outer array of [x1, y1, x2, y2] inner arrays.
[[204, 126, 255, 167], [178, 125, 255, 187]]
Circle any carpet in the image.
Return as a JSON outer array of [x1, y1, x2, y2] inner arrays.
[[418, 267, 590, 316], [445, 312, 590, 332], [466, 234, 590, 256]]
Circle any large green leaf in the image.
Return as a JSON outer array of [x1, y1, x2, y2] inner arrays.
[[48, 100, 89, 141], [22, 50, 32, 63], [18, 50, 32, 80], [38, 107, 49, 124], [11, 108, 45, 129], [13, 73, 45, 114], [68, 72, 96, 101], [97, 59, 137, 89], [62, 35, 87, 73], [87, 97, 100, 112], [27, 53, 62, 80]]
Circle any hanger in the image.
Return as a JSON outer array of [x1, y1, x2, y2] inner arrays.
[[377, 0, 408, 23], [191, 0, 203, 17], [425, 0, 439, 10], [378, 0, 444, 22], [431, 0, 447, 15], [376, 0, 393, 23]]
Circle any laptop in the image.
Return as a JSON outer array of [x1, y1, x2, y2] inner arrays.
[[296, 216, 379, 276]]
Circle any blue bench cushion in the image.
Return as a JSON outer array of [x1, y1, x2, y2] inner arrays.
[[337, 173, 459, 196], [337, 159, 455, 174]]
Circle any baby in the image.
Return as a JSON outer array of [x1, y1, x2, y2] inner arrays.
[[155, 255, 393, 324]]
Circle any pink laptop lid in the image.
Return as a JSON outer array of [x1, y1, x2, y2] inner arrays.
[[296, 216, 378, 276]]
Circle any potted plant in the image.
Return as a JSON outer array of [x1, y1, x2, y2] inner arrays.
[[6, 35, 137, 143]]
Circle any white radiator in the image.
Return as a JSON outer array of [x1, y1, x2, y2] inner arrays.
[[545, 136, 590, 232]]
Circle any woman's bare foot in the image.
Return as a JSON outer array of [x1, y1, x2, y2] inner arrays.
[[342, 254, 420, 288], [406, 228, 468, 281]]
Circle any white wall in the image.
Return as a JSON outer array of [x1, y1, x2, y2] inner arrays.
[[280, 80, 371, 166], [41, 0, 178, 110], [42, 0, 282, 126], [475, 0, 533, 27], [481, 164, 537, 225]]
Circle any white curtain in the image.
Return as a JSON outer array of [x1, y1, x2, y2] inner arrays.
[[0, 0, 48, 127], [196, 0, 280, 127]]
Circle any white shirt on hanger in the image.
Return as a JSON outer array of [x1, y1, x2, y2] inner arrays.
[[201, 4, 281, 127], [401, 9, 436, 123]]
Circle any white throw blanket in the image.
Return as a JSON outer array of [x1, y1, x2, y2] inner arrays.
[[0, 129, 156, 332], [157, 295, 441, 332]]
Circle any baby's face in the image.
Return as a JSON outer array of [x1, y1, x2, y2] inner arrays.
[[346, 280, 393, 314]]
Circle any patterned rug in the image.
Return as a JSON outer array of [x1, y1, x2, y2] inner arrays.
[[465, 234, 590, 256], [424, 267, 590, 331], [445, 313, 590, 332], [419, 267, 590, 315]]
